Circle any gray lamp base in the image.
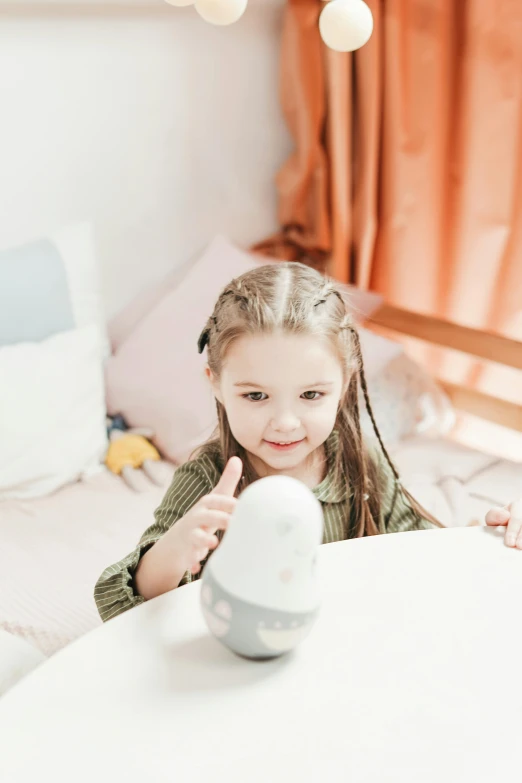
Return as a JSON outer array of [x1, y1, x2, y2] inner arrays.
[[201, 567, 319, 661]]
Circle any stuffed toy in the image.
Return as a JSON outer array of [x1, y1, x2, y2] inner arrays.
[[105, 416, 168, 492]]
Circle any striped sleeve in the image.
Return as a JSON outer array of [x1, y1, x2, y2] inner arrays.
[[94, 457, 218, 623], [373, 445, 436, 534]]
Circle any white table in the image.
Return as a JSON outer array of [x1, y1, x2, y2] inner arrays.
[[1, 527, 521, 783]]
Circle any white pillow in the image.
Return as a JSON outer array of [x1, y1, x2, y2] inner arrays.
[[358, 328, 455, 446], [0, 325, 108, 499]]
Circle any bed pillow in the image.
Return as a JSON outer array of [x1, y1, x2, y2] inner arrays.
[[0, 222, 108, 356], [359, 336, 455, 447], [0, 325, 108, 500], [108, 247, 201, 353]]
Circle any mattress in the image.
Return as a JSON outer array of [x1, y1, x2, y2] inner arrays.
[[0, 438, 519, 657]]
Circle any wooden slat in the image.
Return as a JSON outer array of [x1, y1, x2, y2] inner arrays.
[[439, 381, 522, 433], [370, 304, 522, 372]]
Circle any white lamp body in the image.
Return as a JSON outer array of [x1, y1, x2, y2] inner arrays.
[[319, 0, 374, 53], [200, 475, 324, 660], [164, 1, 195, 7], [195, 0, 248, 26]]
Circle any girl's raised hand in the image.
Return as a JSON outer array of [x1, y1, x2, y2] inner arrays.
[[485, 499, 522, 549], [172, 457, 243, 576]]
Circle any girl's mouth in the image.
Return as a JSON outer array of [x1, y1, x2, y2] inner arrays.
[[264, 439, 305, 452]]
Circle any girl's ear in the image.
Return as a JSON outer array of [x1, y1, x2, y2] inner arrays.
[[205, 366, 223, 403]]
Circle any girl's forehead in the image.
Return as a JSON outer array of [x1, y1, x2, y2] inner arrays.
[[222, 333, 343, 382]]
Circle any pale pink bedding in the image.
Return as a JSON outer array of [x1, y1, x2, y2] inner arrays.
[[0, 468, 173, 657], [0, 440, 519, 658]]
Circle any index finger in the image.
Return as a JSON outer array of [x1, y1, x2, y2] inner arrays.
[[212, 457, 243, 497]]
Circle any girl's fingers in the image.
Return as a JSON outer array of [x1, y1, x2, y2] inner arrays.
[[200, 494, 237, 514], [212, 457, 243, 497], [191, 528, 217, 548], [188, 532, 221, 575], [485, 507, 510, 526], [207, 533, 220, 549], [504, 500, 522, 549], [194, 548, 208, 563], [198, 509, 231, 531], [186, 524, 225, 577]]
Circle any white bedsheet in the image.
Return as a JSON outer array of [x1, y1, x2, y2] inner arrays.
[[0, 439, 520, 658], [392, 436, 521, 528]]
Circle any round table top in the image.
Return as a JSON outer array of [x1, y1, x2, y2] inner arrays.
[[1, 526, 521, 783]]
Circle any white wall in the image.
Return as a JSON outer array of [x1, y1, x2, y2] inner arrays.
[[0, 0, 291, 317]]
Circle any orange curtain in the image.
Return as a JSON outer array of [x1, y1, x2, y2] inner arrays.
[[255, 0, 522, 401]]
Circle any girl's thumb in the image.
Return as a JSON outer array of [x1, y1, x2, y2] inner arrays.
[[213, 457, 243, 496]]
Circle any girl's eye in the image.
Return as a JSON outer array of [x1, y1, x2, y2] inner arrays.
[[244, 392, 267, 402], [302, 391, 323, 401]]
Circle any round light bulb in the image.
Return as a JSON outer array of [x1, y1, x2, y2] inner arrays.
[[319, 0, 374, 53], [195, 0, 248, 26], [164, 0, 195, 7]]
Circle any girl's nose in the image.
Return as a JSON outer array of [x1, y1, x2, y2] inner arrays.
[[271, 411, 300, 433]]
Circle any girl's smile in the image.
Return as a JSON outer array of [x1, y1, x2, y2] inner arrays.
[[263, 438, 306, 452]]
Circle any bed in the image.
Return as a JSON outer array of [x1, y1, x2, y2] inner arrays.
[[0, 0, 520, 669]]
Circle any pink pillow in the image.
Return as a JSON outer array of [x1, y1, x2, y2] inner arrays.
[[105, 236, 271, 463], [108, 250, 198, 353], [106, 235, 386, 464]]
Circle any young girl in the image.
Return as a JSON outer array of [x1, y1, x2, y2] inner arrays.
[[95, 263, 522, 622]]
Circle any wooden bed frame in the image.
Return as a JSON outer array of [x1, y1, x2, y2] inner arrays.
[[366, 303, 522, 434]]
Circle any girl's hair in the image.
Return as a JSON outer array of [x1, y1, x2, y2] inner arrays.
[[196, 262, 442, 535]]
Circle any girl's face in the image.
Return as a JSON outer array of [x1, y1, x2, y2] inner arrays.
[[209, 333, 344, 477]]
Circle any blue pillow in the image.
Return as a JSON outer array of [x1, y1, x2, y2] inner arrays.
[[0, 239, 75, 346], [0, 222, 108, 356]]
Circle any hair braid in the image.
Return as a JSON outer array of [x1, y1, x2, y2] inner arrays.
[[339, 371, 381, 537], [198, 279, 252, 353], [348, 326, 443, 529], [349, 329, 400, 481], [313, 282, 345, 310]]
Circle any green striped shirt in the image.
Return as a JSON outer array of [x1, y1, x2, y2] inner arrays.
[[94, 434, 433, 623]]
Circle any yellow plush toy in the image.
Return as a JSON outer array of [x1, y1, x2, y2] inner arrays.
[[105, 418, 167, 492]]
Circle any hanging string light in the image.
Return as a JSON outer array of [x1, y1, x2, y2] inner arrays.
[[164, 0, 247, 26], [163, 0, 373, 51], [195, 0, 248, 25], [319, 0, 373, 52]]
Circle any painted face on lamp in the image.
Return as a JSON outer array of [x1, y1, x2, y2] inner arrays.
[[208, 333, 344, 483]]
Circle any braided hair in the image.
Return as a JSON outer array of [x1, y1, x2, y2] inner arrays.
[[196, 262, 442, 534]]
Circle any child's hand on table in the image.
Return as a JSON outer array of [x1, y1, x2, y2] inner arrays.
[[485, 500, 522, 549]]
